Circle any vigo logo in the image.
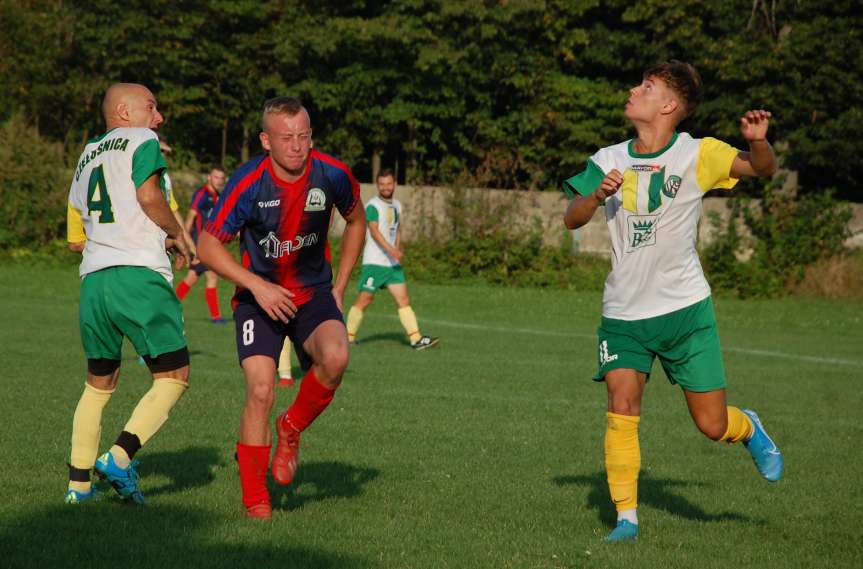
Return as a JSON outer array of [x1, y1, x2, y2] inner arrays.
[[258, 199, 280, 208], [258, 231, 319, 258]]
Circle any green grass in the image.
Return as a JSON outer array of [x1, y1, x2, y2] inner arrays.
[[0, 264, 861, 569]]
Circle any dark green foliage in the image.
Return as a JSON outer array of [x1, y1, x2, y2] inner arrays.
[[702, 185, 854, 298], [0, 115, 71, 250]]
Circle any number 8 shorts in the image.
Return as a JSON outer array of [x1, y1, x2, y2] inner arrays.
[[233, 287, 343, 372]]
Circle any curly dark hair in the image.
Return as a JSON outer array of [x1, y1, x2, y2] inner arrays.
[[644, 60, 703, 117]]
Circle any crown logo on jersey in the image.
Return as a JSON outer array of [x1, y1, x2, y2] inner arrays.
[[632, 220, 655, 231], [305, 188, 326, 212]]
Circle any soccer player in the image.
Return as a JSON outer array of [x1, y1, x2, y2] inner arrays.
[[345, 169, 439, 350], [562, 61, 783, 542], [64, 83, 192, 505], [197, 96, 365, 519], [175, 166, 228, 323]]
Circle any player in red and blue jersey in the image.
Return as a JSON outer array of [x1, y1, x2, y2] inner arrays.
[[197, 96, 366, 519], [175, 167, 227, 322]]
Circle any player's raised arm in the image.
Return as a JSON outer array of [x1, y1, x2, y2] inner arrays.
[[730, 110, 778, 179], [564, 169, 623, 230]]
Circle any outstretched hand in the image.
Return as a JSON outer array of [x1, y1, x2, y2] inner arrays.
[[740, 109, 772, 142]]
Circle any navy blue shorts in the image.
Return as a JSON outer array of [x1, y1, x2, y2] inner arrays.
[[233, 287, 343, 371], [191, 261, 209, 275]]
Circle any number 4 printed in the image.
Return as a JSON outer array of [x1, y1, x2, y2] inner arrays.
[[87, 165, 115, 223]]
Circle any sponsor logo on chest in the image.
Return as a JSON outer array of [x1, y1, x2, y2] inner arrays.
[[258, 231, 319, 259]]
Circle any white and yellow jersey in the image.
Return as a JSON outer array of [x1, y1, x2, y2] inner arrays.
[[67, 127, 173, 281], [362, 196, 402, 267], [563, 132, 740, 320]]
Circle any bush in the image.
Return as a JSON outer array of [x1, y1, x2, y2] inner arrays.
[[702, 182, 854, 298], [0, 115, 71, 250]]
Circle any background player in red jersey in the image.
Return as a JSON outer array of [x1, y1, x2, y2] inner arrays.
[[175, 166, 228, 323], [197, 97, 365, 518]]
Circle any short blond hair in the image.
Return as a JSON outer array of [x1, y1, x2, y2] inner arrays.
[[261, 96, 305, 130]]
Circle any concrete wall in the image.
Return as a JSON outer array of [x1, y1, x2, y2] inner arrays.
[[329, 184, 863, 254]]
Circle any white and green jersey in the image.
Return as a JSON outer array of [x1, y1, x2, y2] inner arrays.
[[563, 132, 740, 320], [362, 196, 402, 267], [67, 127, 172, 281]]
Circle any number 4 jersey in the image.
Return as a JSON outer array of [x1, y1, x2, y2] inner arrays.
[[67, 128, 172, 281], [563, 132, 740, 320]]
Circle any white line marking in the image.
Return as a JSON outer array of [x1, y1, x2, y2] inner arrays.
[[372, 314, 863, 368]]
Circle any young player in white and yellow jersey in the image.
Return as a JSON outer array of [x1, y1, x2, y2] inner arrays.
[[64, 83, 192, 506], [563, 61, 783, 542], [346, 169, 439, 350]]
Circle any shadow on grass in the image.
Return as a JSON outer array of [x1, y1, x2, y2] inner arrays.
[[0, 504, 368, 569], [553, 471, 761, 527], [139, 445, 222, 497], [353, 331, 408, 346], [271, 460, 380, 511]]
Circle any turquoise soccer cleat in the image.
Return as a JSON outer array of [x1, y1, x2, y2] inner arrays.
[[64, 486, 98, 504], [94, 451, 145, 504], [742, 409, 784, 482], [604, 519, 638, 542]]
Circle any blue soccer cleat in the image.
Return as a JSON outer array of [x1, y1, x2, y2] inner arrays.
[[605, 519, 638, 542], [94, 451, 145, 504], [742, 409, 783, 482], [64, 486, 98, 504]]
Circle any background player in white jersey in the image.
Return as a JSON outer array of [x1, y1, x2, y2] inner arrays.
[[346, 169, 439, 350], [64, 83, 192, 505], [563, 61, 782, 542]]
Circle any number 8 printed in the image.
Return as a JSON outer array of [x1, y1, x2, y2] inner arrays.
[[242, 319, 255, 346]]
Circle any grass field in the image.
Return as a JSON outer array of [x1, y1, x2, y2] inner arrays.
[[0, 264, 861, 569]]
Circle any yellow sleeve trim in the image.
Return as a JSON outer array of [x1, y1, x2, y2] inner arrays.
[[67, 202, 87, 243], [169, 192, 179, 212], [696, 137, 740, 193]]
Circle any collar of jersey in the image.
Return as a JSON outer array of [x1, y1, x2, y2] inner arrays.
[[627, 131, 679, 159], [266, 154, 311, 191], [87, 127, 120, 145]]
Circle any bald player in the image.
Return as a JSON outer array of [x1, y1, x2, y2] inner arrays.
[[64, 83, 192, 505]]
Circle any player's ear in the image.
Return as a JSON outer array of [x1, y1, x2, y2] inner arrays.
[[259, 131, 271, 152]]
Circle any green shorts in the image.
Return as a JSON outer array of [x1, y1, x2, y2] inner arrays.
[[79, 266, 187, 360], [357, 264, 406, 293], [593, 296, 726, 392]]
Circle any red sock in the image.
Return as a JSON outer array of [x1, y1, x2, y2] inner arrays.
[[176, 281, 191, 300], [205, 287, 221, 319], [236, 443, 271, 508], [283, 369, 336, 432]]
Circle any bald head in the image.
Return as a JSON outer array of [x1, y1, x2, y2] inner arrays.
[[102, 83, 164, 130]]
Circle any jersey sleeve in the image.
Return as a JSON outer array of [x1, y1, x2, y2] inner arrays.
[[205, 179, 254, 243], [696, 137, 740, 192], [131, 137, 168, 189], [190, 188, 205, 213], [66, 202, 86, 243], [562, 157, 605, 198], [332, 167, 360, 217], [365, 203, 379, 223]]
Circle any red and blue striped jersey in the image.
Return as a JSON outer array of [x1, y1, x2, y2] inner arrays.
[[205, 151, 360, 307], [189, 184, 219, 243]]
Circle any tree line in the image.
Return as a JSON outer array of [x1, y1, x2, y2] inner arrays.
[[1, 0, 859, 198]]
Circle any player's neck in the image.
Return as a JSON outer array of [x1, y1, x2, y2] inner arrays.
[[378, 195, 393, 203], [631, 124, 676, 155], [270, 159, 307, 184]]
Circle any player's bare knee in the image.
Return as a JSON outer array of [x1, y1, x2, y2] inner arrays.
[[247, 380, 275, 409], [696, 417, 727, 441]]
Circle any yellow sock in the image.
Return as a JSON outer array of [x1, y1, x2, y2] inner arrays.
[[346, 306, 364, 340], [278, 340, 292, 377], [398, 306, 421, 344], [720, 406, 754, 443], [123, 378, 188, 447], [69, 383, 114, 491], [605, 412, 641, 512]]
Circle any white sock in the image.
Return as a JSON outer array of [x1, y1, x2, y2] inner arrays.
[[617, 508, 638, 525]]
